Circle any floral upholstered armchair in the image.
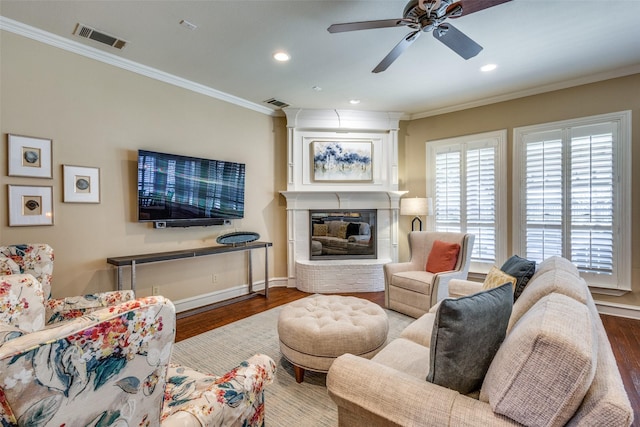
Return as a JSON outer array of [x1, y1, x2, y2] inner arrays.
[[0, 243, 135, 324], [0, 244, 276, 426]]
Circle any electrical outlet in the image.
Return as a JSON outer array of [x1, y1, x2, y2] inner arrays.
[[152, 285, 160, 295], [212, 274, 218, 284]]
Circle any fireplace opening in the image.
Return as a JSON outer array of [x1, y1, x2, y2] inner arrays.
[[309, 209, 376, 260]]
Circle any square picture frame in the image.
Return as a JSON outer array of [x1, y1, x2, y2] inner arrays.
[[8, 185, 54, 226], [63, 165, 100, 203], [7, 134, 53, 178], [312, 140, 373, 182]]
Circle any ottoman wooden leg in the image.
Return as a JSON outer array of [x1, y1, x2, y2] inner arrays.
[[294, 365, 305, 383]]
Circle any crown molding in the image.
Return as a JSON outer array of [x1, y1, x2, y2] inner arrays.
[[409, 64, 640, 120], [0, 16, 277, 117]]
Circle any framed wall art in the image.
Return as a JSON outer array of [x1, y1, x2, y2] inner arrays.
[[7, 134, 53, 178], [8, 185, 54, 226], [312, 140, 373, 182], [63, 165, 100, 203]]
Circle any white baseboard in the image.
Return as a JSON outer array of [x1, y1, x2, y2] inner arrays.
[[173, 277, 288, 313], [595, 300, 640, 320]]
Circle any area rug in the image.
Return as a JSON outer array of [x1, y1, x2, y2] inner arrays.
[[171, 297, 413, 426]]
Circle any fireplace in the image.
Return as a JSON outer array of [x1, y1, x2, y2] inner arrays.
[[280, 108, 404, 293], [309, 210, 376, 260]]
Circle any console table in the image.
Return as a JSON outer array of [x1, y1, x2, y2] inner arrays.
[[106, 242, 272, 298]]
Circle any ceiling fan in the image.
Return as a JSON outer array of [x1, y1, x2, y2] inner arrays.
[[327, 0, 511, 73]]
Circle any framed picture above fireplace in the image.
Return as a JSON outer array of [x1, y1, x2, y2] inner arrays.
[[312, 140, 373, 182], [309, 210, 376, 260]]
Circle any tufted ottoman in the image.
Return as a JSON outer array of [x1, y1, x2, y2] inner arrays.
[[277, 294, 389, 383]]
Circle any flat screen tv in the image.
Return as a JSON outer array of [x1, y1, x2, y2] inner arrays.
[[137, 149, 245, 227]]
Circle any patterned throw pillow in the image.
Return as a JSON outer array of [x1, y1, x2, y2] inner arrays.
[[425, 240, 461, 273], [338, 223, 349, 239], [313, 224, 328, 236], [427, 283, 513, 394], [483, 266, 517, 291]]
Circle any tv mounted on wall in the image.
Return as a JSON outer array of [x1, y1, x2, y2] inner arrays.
[[137, 149, 245, 228]]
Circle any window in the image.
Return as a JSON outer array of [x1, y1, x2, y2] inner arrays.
[[513, 111, 631, 290], [427, 130, 508, 272]]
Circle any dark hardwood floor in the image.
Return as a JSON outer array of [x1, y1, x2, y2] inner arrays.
[[176, 287, 640, 426]]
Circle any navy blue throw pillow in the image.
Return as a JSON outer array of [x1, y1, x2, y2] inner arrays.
[[500, 255, 536, 301], [346, 222, 361, 238]]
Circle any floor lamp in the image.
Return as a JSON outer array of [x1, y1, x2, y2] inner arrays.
[[400, 197, 433, 231]]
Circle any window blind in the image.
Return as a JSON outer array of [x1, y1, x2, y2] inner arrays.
[[466, 147, 497, 263], [519, 121, 619, 281], [433, 142, 498, 263]]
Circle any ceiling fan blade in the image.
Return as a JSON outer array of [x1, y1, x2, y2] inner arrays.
[[432, 23, 482, 60], [327, 18, 410, 33], [449, 0, 511, 18], [373, 30, 421, 73]]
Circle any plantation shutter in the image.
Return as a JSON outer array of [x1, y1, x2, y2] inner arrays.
[[433, 142, 498, 264], [523, 130, 564, 261], [570, 123, 615, 274], [466, 146, 497, 263], [520, 122, 617, 279], [434, 149, 461, 233]]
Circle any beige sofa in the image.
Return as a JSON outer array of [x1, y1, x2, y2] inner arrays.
[[327, 256, 634, 426], [311, 220, 373, 256]]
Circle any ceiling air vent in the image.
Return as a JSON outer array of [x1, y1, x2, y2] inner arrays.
[[264, 98, 290, 109], [73, 23, 127, 50]]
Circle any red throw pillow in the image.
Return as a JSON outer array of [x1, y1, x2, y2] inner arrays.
[[426, 240, 461, 273]]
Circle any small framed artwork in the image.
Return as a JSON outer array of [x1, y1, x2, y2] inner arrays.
[[312, 140, 373, 182], [8, 185, 54, 226], [63, 165, 100, 203], [7, 134, 53, 178]]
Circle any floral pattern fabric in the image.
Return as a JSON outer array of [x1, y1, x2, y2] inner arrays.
[[0, 244, 54, 300], [0, 258, 20, 277], [0, 274, 45, 333], [1, 292, 277, 426], [162, 354, 276, 426], [45, 289, 135, 324], [1, 296, 175, 426], [1, 244, 277, 426]]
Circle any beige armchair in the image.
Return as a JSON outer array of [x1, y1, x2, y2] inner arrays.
[[384, 231, 475, 318]]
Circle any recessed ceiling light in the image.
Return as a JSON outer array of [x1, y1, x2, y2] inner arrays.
[[312, 86, 322, 92], [480, 63, 497, 72], [349, 99, 361, 105], [273, 51, 290, 62]]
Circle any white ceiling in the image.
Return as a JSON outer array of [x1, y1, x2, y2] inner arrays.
[[2, 0, 640, 118]]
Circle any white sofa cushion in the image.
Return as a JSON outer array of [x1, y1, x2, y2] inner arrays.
[[508, 268, 590, 332], [530, 255, 579, 281], [371, 337, 431, 380], [480, 293, 597, 427]]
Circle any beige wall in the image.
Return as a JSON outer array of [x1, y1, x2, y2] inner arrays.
[[1, 32, 288, 301], [397, 73, 640, 307], [2, 31, 638, 310]]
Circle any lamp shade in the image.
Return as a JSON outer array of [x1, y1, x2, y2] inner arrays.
[[400, 197, 433, 217]]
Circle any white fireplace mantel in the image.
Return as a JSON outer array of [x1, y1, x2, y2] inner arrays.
[[280, 109, 405, 292]]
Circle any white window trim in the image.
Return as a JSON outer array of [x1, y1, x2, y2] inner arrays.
[[513, 111, 632, 291], [426, 129, 508, 274]]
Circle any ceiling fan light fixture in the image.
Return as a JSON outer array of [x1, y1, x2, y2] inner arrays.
[[273, 51, 290, 62], [481, 63, 497, 72]]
